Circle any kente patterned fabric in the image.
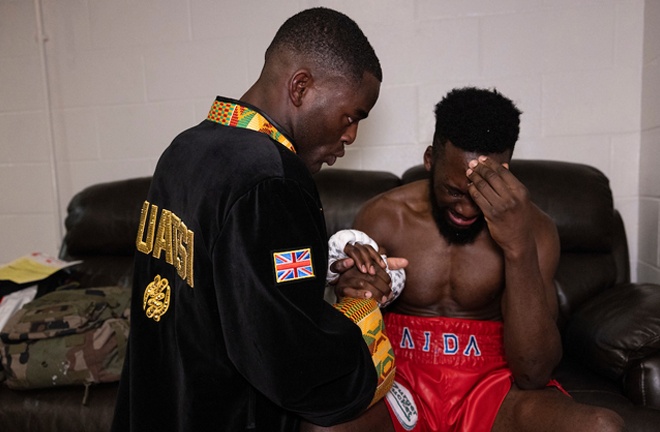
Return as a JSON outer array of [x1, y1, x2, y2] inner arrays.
[[207, 100, 296, 153], [334, 297, 396, 406]]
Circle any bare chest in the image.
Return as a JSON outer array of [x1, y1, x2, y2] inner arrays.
[[386, 226, 504, 318]]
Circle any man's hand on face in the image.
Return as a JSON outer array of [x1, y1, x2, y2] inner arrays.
[[329, 243, 408, 305], [465, 156, 535, 254]]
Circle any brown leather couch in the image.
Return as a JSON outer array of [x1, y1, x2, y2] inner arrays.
[[1, 160, 659, 431]]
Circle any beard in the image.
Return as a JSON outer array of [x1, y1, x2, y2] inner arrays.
[[429, 174, 485, 245]]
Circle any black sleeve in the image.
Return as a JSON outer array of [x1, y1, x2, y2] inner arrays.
[[212, 177, 377, 425]]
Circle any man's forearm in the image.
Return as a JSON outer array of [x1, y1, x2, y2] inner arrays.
[[501, 246, 562, 389]]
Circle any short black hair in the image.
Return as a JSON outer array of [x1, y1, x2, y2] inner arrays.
[[265, 7, 382, 83], [432, 87, 521, 154]]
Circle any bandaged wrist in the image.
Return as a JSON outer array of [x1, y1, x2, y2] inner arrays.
[[327, 229, 405, 307]]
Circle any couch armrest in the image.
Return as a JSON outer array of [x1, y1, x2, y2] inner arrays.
[[624, 351, 660, 409], [563, 283, 660, 382]]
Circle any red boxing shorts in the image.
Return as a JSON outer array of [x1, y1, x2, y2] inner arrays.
[[383, 313, 567, 432]]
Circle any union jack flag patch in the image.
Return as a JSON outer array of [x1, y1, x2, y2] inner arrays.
[[273, 248, 315, 284]]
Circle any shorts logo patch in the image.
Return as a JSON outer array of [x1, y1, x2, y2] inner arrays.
[[273, 248, 314, 283], [386, 380, 418, 430]]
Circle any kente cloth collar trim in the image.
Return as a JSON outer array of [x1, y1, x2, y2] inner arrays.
[[206, 98, 296, 153]]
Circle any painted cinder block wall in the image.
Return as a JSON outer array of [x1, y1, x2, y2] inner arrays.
[[1, 0, 658, 283]]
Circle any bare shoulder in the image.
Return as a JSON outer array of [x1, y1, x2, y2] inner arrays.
[[531, 204, 561, 276], [532, 204, 559, 247], [354, 180, 428, 237]]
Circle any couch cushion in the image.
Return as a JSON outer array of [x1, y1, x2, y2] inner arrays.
[[0, 384, 117, 432]]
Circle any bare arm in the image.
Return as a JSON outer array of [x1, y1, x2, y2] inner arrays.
[[467, 156, 562, 389]]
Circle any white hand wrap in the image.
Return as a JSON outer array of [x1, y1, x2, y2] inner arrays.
[[327, 229, 405, 307]]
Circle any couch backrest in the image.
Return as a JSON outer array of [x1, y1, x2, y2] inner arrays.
[[60, 160, 629, 323], [60, 177, 151, 287], [511, 161, 630, 321], [59, 169, 401, 287], [313, 168, 402, 237]]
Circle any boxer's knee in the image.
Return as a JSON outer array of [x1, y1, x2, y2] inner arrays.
[[582, 407, 625, 432]]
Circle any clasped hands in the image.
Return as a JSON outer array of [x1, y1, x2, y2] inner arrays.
[[329, 242, 408, 305]]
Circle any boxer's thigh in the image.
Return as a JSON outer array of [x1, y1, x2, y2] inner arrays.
[[299, 399, 395, 432], [493, 385, 624, 432]]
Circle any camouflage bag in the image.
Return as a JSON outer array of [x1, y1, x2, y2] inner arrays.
[[0, 285, 130, 390]]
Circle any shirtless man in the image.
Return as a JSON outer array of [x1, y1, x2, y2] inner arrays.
[[303, 87, 625, 431]]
